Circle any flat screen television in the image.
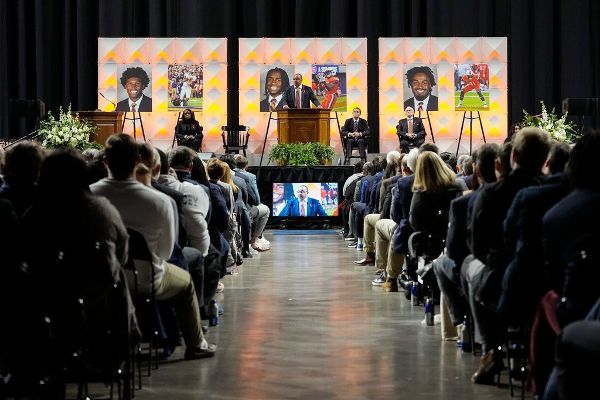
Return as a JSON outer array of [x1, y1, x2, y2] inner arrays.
[[272, 182, 338, 217]]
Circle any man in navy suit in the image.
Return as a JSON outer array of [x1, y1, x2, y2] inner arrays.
[[116, 67, 153, 112], [341, 107, 370, 162], [282, 73, 322, 109], [279, 185, 328, 217]]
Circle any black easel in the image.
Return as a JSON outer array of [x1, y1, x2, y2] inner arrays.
[[330, 112, 344, 164], [455, 111, 486, 156], [417, 109, 436, 144], [171, 111, 182, 148], [257, 111, 278, 179], [121, 111, 146, 142]]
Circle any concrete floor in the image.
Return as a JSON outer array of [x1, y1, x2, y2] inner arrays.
[[134, 231, 512, 400]]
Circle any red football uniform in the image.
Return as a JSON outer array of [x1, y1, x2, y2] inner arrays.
[[322, 76, 340, 109], [461, 73, 481, 93]]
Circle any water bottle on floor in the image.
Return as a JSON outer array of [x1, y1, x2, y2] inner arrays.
[[425, 298, 434, 326], [209, 299, 219, 326], [461, 315, 472, 352], [411, 283, 419, 306]]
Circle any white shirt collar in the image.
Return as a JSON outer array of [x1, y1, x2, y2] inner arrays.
[[412, 96, 430, 113], [269, 93, 284, 104], [128, 94, 144, 111]]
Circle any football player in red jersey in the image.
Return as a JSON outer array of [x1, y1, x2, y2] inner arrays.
[[321, 70, 340, 109], [457, 68, 488, 108]]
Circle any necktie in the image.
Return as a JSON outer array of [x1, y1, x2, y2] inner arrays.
[[131, 103, 137, 112], [417, 102, 424, 112], [353, 120, 358, 132], [295, 87, 301, 108], [408, 119, 413, 134], [300, 202, 306, 216], [270, 98, 277, 111]]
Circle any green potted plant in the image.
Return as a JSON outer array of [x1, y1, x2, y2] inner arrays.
[[269, 142, 335, 166]]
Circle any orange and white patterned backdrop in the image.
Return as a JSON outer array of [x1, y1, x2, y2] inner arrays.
[[239, 38, 368, 156], [98, 37, 227, 151], [379, 37, 508, 153]]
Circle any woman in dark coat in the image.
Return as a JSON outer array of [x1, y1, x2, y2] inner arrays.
[[175, 109, 203, 152]]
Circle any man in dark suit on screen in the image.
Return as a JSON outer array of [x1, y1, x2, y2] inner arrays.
[[282, 73, 322, 109], [341, 107, 370, 163], [397, 106, 426, 154], [279, 185, 328, 217], [116, 67, 153, 112]]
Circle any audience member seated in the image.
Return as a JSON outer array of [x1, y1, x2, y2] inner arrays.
[[355, 154, 402, 266], [233, 154, 271, 252], [464, 127, 550, 384], [433, 144, 498, 326], [90, 134, 216, 360], [0, 141, 45, 217]]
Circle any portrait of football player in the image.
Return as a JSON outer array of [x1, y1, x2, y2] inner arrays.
[[260, 66, 293, 112], [454, 63, 490, 111], [311, 65, 347, 112], [403, 65, 438, 113]]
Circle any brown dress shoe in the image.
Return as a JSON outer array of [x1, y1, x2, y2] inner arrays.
[[354, 254, 375, 265], [471, 350, 504, 384], [382, 278, 399, 292]]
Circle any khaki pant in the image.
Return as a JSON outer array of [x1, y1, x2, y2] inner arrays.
[[375, 219, 405, 278], [363, 213, 380, 254], [156, 262, 204, 348]]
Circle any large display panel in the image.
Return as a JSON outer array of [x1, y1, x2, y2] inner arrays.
[[379, 37, 507, 153], [239, 38, 368, 155], [98, 38, 227, 151], [272, 182, 338, 217]]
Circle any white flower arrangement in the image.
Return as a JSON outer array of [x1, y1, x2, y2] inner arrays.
[[39, 105, 101, 150], [520, 101, 580, 143]]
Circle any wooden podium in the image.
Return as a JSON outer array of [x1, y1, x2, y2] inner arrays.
[[77, 111, 123, 146], [277, 109, 331, 145]]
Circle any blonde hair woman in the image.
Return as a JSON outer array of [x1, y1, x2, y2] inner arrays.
[[409, 151, 462, 247]]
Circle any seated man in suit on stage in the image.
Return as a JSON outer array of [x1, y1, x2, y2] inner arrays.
[[279, 185, 328, 217], [115, 66, 153, 112], [341, 107, 370, 163], [282, 73, 322, 109], [397, 106, 426, 154]]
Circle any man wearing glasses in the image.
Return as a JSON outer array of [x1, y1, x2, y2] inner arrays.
[[282, 74, 322, 109], [279, 185, 328, 217]]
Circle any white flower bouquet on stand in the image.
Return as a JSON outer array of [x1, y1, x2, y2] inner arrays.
[[519, 101, 580, 143], [39, 105, 101, 150]]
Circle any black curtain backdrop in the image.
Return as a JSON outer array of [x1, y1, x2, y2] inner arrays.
[[1, 0, 599, 149]]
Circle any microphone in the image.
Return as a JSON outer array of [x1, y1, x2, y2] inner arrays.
[[97, 89, 116, 110]]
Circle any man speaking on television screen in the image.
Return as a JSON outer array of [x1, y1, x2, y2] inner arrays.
[[279, 185, 328, 217]]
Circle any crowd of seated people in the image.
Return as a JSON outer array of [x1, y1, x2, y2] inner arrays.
[[0, 134, 272, 392], [339, 129, 600, 399]]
